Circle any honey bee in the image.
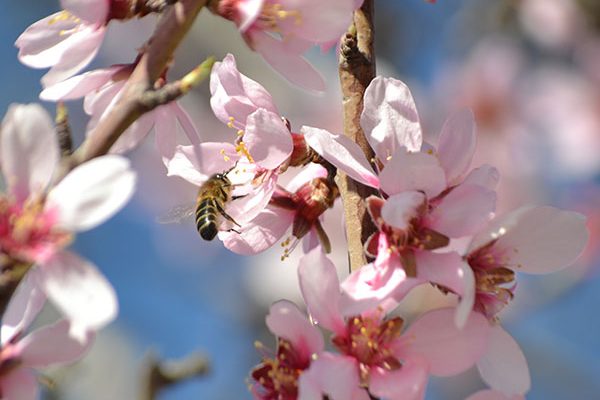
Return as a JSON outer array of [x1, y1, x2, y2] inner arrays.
[[158, 173, 240, 240], [195, 173, 240, 240]]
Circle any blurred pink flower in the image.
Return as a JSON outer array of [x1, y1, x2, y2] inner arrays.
[[0, 275, 93, 400], [15, 0, 110, 87], [211, 0, 361, 91], [464, 205, 588, 321], [0, 103, 137, 340], [41, 63, 201, 165]]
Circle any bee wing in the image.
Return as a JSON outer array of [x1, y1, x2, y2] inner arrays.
[[156, 203, 196, 224]]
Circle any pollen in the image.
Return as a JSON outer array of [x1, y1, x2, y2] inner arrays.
[[48, 11, 80, 25], [219, 148, 231, 162], [235, 141, 255, 163], [226, 116, 235, 128]]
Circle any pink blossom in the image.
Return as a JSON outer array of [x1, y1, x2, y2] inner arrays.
[[211, 1, 361, 91], [296, 247, 490, 400], [167, 54, 322, 249], [0, 103, 137, 340], [0, 275, 93, 400], [41, 64, 201, 164], [250, 300, 324, 399], [475, 325, 530, 398], [303, 77, 497, 326], [15, 1, 110, 87], [464, 205, 588, 321], [219, 163, 336, 257]]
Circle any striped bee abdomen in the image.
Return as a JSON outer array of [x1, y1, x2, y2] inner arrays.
[[196, 198, 220, 241]]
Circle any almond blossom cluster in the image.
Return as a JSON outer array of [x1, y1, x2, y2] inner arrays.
[[2, 0, 591, 398]]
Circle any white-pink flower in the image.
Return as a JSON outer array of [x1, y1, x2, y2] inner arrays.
[[0, 103, 137, 340], [169, 54, 317, 248], [303, 76, 498, 327], [211, 1, 361, 91], [15, 0, 111, 87], [296, 247, 491, 400], [40, 64, 202, 165], [464, 205, 588, 321], [219, 163, 336, 257], [250, 300, 324, 399], [0, 276, 93, 400]]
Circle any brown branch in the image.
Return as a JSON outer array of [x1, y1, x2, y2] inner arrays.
[[337, 0, 378, 272], [55, 102, 73, 157], [139, 352, 210, 400], [138, 57, 215, 110], [56, 0, 208, 181]]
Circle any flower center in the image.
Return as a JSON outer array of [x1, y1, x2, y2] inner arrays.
[[332, 315, 403, 383], [0, 196, 71, 264], [467, 242, 516, 320], [251, 339, 309, 400], [258, 3, 303, 32]]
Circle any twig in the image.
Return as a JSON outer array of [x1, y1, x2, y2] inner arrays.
[[337, 0, 378, 272], [139, 352, 210, 400], [55, 102, 73, 157]]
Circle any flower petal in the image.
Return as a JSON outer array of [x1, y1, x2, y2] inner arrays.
[[414, 251, 475, 328], [210, 53, 278, 127], [220, 206, 294, 255], [469, 206, 589, 274], [61, 0, 109, 24], [369, 358, 429, 400], [302, 126, 379, 188], [298, 247, 345, 334], [477, 325, 530, 396], [266, 300, 324, 357], [166, 143, 238, 186], [463, 164, 500, 190], [299, 353, 368, 400], [341, 253, 414, 317], [381, 191, 425, 230], [40, 26, 106, 87], [1, 104, 59, 201], [0, 369, 38, 400], [251, 31, 325, 93], [40, 66, 118, 101], [379, 150, 446, 198], [245, 109, 293, 169], [361, 76, 422, 162], [399, 308, 490, 377], [33, 251, 118, 341], [1, 275, 46, 346], [46, 155, 136, 232], [437, 109, 476, 184], [18, 319, 93, 367], [110, 112, 155, 154], [426, 184, 496, 238]]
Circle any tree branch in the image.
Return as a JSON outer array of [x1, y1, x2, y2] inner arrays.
[[139, 352, 210, 400], [337, 0, 378, 272]]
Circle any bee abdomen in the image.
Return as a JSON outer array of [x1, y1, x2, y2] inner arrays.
[[196, 198, 219, 241]]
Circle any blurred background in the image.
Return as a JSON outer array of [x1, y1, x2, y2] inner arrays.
[[2, 0, 599, 398]]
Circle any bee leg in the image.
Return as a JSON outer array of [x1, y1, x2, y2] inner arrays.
[[216, 202, 242, 227], [231, 194, 248, 201], [228, 227, 241, 234]]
